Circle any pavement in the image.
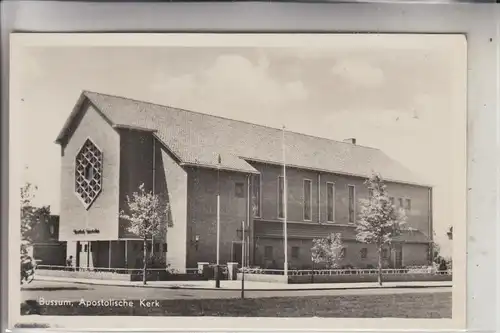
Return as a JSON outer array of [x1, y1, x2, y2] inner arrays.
[[34, 275, 452, 291], [21, 280, 451, 303]]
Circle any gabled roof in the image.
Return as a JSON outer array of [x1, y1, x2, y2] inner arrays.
[[56, 91, 430, 186]]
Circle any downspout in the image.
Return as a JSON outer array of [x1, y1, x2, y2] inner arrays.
[[428, 187, 434, 265], [317, 173, 321, 223], [152, 137, 156, 195], [151, 137, 156, 259], [247, 174, 251, 267]]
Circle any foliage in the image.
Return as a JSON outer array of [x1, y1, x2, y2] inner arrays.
[[431, 242, 444, 265], [356, 173, 407, 284], [311, 233, 344, 269], [21, 183, 38, 250], [119, 183, 171, 239], [20, 183, 51, 254], [119, 183, 171, 284], [356, 173, 407, 246]]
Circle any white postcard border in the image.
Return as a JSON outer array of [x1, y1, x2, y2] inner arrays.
[[8, 32, 468, 330]]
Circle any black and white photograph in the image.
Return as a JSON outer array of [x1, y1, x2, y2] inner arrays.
[[9, 33, 466, 329]]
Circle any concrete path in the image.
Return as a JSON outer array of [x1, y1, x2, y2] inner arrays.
[[34, 275, 452, 291]]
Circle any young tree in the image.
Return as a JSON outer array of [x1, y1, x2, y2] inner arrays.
[[311, 233, 344, 269], [20, 182, 51, 283], [356, 173, 407, 286], [120, 184, 171, 285], [20, 183, 50, 255]]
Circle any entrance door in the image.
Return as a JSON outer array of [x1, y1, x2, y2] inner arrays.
[[232, 242, 242, 265], [394, 244, 403, 268]]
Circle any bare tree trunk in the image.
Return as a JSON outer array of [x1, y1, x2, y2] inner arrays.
[[143, 238, 147, 285], [377, 246, 383, 286], [311, 261, 315, 284]]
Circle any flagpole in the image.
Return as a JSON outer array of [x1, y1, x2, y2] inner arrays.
[[215, 154, 221, 288], [282, 126, 289, 277]]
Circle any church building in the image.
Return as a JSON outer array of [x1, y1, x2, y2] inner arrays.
[[55, 91, 433, 273]]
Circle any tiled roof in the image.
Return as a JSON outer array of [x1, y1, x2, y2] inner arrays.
[[58, 91, 429, 186]]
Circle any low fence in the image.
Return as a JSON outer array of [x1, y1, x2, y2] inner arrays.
[[36, 265, 452, 284], [237, 268, 452, 284], [36, 265, 205, 282]]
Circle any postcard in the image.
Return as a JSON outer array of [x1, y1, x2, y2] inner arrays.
[[9, 33, 466, 330]]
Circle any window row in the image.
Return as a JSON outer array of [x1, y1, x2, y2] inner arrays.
[[389, 196, 412, 211], [251, 175, 411, 222], [78, 242, 167, 253], [263, 246, 391, 260]]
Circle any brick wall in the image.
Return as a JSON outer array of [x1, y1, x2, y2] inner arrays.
[[403, 243, 431, 267], [156, 146, 188, 272], [253, 236, 424, 269], [117, 133, 188, 272], [250, 162, 431, 237], [247, 161, 431, 268], [118, 129, 155, 239], [59, 102, 120, 241], [32, 243, 67, 266], [186, 168, 250, 268]]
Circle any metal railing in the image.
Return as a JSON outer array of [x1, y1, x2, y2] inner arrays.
[[238, 267, 452, 276], [37, 265, 451, 277], [36, 265, 202, 275]]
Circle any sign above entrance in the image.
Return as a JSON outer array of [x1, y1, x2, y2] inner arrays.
[[73, 228, 100, 235]]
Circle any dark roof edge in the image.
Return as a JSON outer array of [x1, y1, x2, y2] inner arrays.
[[242, 157, 433, 188], [54, 93, 87, 144], [112, 124, 158, 133], [180, 162, 260, 175], [55, 91, 116, 145]]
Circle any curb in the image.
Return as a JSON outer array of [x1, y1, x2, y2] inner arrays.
[[31, 276, 452, 292]]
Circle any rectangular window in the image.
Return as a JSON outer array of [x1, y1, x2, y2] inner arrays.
[[154, 243, 160, 253], [398, 198, 404, 208], [162, 243, 168, 253], [278, 176, 284, 219], [264, 246, 273, 259], [390, 197, 395, 206], [292, 246, 300, 259], [235, 182, 245, 198], [327, 182, 336, 222], [360, 248, 368, 259], [340, 248, 346, 258], [405, 198, 412, 211], [348, 185, 355, 223], [252, 174, 261, 217], [303, 179, 312, 221], [382, 248, 389, 259]]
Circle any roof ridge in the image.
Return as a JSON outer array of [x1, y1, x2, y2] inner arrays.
[[82, 90, 380, 151]]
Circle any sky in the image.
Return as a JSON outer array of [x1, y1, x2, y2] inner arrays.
[[12, 35, 465, 257]]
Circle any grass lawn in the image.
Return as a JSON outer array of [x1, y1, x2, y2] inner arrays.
[[22, 292, 451, 318]]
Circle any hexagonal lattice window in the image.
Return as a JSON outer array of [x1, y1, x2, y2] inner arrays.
[[75, 139, 103, 209]]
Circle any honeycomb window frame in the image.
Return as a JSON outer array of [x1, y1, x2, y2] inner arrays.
[[74, 138, 103, 209]]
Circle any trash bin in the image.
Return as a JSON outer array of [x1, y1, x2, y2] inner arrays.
[[197, 262, 209, 274], [198, 262, 213, 280]]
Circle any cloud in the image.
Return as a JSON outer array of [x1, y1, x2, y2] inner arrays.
[[151, 54, 309, 114], [331, 60, 385, 88]]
